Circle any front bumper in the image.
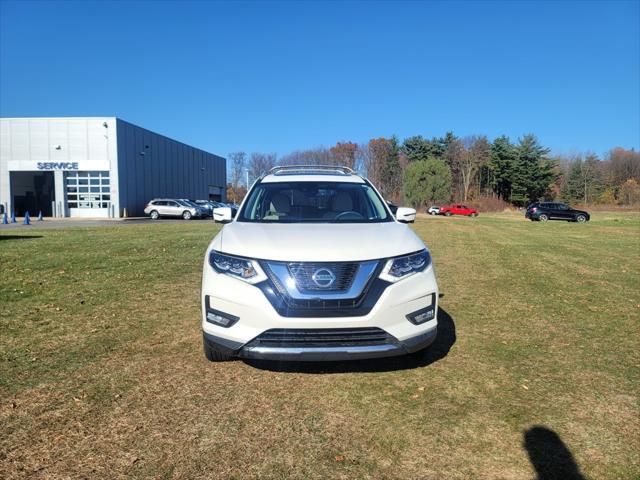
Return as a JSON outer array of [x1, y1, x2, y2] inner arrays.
[[201, 258, 439, 361], [203, 327, 437, 361]]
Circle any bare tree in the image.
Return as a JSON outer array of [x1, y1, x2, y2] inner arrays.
[[444, 139, 465, 200], [279, 148, 330, 166], [228, 151, 246, 203], [248, 153, 276, 184], [448, 136, 490, 201]]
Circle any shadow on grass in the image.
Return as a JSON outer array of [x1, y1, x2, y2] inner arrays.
[[0, 235, 43, 240], [524, 426, 585, 480], [244, 307, 456, 374]]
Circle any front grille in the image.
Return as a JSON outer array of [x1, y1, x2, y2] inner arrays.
[[248, 328, 393, 348], [286, 262, 359, 292], [258, 259, 387, 317]]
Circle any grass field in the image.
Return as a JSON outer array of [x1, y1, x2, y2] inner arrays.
[[1, 212, 638, 479]]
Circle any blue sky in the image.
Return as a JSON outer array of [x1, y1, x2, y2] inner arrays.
[[1, 0, 638, 159]]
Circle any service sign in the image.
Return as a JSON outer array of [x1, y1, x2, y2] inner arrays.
[[7, 160, 110, 172], [37, 162, 79, 170]]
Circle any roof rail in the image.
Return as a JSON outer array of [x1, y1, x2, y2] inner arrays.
[[269, 165, 356, 176]]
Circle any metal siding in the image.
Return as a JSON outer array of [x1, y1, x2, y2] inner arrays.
[[116, 119, 127, 211], [110, 119, 225, 216], [87, 121, 108, 164], [29, 119, 49, 161], [67, 119, 88, 161], [181, 143, 187, 196], [10, 119, 29, 161], [157, 136, 165, 196], [169, 141, 174, 196], [127, 123, 138, 215]]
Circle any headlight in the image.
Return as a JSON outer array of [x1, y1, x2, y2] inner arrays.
[[209, 251, 267, 284], [379, 249, 431, 283]]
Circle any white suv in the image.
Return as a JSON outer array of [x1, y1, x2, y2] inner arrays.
[[201, 166, 439, 361]]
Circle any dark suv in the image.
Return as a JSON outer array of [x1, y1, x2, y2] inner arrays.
[[525, 202, 590, 222]]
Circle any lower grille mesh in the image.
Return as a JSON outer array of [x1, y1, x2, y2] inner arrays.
[[249, 328, 392, 348]]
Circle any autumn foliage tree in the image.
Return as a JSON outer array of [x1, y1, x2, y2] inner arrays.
[[329, 142, 358, 169]]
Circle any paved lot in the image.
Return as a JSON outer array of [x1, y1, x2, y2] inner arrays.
[[0, 217, 217, 230]]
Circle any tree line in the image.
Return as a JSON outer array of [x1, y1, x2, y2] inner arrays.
[[227, 134, 640, 209]]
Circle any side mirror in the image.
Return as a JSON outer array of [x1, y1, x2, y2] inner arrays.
[[395, 207, 416, 223], [213, 207, 233, 223]]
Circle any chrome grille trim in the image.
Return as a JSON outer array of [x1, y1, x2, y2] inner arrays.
[[261, 260, 379, 300]]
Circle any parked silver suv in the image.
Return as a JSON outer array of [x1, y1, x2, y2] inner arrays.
[[144, 199, 201, 220]]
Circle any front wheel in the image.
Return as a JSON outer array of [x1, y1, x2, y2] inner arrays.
[[575, 214, 587, 222], [445, 212, 452, 217], [149, 210, 159, 220], [539, 214, 549, 222], [182, 210, 192, 220]]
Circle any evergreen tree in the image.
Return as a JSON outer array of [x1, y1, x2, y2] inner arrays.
[[561, 154, 603, 204], [376, 136, 402, 200], [511, 134, 556, 205], [440, 132, 458, 162], [488, 136, 517, 200], [401, 136, 432, 162], [404, 158, 453, 208], [581, 154, 603, 205], [561, 157, 583, 202]]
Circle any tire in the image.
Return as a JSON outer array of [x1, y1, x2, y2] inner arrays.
[[182, 210, 192, 220], [575, 214, 587, 222], [445, 211, 452, 217], [430, 211, 436, 215], [471, 213, 477, 217], [203, 337, 233, 362], [539, 214, 549, 222], [149, 210, 159, 220]]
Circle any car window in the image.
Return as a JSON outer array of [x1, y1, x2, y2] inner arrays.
[[239, 181, 391, 223], [167, 201, 178, 207], [557, 203, 569, 210]]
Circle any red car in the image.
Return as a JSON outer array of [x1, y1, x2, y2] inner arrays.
[[439, 204, 479, 217]]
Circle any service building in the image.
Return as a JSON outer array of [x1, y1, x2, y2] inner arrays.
[[0, 117, 226, 218]]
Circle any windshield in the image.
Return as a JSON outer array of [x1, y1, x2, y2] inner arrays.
[[238, 181, 392, 223]]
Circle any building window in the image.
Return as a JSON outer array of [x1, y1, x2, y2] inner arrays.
[[66, 171, 110, 208]]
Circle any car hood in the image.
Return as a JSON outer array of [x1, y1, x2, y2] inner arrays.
[[212, 221, 426, 262]]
